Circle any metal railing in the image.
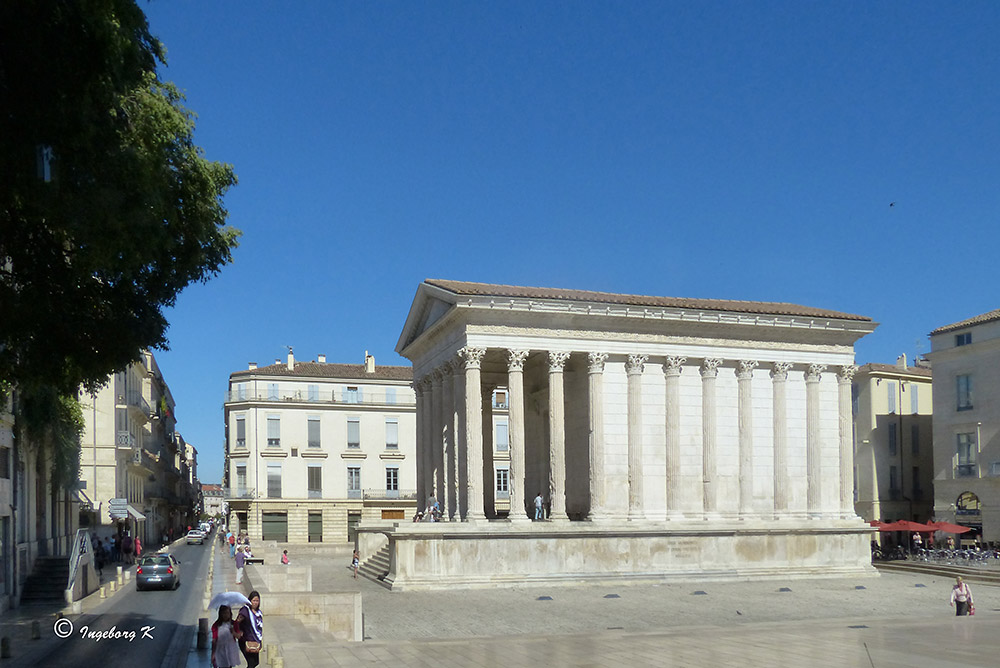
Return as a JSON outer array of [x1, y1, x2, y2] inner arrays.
[[363, 489, 417, 500], [66, 528, 93, 601], [956, 464, 977, 478], [224, 389, 414, 407], [221, 487, 256, 499], [116, 431, 136, 448]]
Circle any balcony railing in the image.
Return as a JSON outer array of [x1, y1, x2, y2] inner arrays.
[[117, 391, 152, 418], [225, 389, 414, 407], [222, 487, 256, 499], [956, 464, 977, 478], [363, 489, 417, 500], [308, 489, 322, 499], [347, 489, 362, 499], [116, 431, 136, 448]]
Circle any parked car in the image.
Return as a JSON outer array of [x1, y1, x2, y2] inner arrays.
[[136, 554, 180, 591], [186, 530, 205, 545]]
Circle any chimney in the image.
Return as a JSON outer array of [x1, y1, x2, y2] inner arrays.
[[318, 354, 326, 364], [248, 362, 257, 370], [365, 350, 375, 374], [896, 353, 907, 370], [287, 347, 294, 371], [275, 359, 281, 365]]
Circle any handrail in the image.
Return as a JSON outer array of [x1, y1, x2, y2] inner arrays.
[[66, 528, 93, 596], [224, 390, 414, 407]]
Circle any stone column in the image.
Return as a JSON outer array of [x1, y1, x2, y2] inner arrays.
[[414, 380, 426, 508], [460, 347, 487, 521], [547, 351, 571, 521], [440, 362, 456, 520], [429, 370, 445, 507], [626, 354, 648, 520], [737, 360, 759, 517], [700, 359, 722, 515], [450, 358, 464, 519], [770, 362, 793, 516], [838, 365, 858, 518], [806, 364, 826, 516], [507, 350, 530, 521], [663, 356, 686, 519], [587, 352, 609, 520]]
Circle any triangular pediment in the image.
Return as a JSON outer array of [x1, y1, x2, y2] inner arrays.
[[395, 283, 459, 355]]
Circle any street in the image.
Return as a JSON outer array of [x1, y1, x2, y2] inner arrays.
[[31, 537, 213, 668]]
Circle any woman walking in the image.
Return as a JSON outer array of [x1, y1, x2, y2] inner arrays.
[[211, 605, 242, 668], [236, 590, 263, 667], [950, 576, 974, 616]]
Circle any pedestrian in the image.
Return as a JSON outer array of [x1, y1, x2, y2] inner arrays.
[[912, 532, 922, 554], [211, 605, 242, 668], [134, 536, 142, 560], [235, 591, 263, 668], [228, 530, 236, 557], [950, 576, 974, 616], [281, 550, 289, 565], [235, 544, 246, 585], [534, 492, 544, 520], [122, 533, 134, 565], [352, 549, 360, 579]]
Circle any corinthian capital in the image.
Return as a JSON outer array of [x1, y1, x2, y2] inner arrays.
[[663, 356, 687, 376], [458, 347, 487, 370], [806, 363, 827, 382], [700, 358, 723, 378], [588, 352, 609, 373], [507, 349, 530, 372], [626, 354, 648, 375], [770, 361, 793, 381], [837, 364, 858, 382], [548, 351, 571, 372], [737, 360, 759, 380]]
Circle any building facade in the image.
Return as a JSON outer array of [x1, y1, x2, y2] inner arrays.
[[78, 351, 198, 547], [364, 280, 878, 590], [201, 483, 225, 518], [928, 309, 1000, 541], [852, 358, 933, 524], [223, 350, 416, 544]]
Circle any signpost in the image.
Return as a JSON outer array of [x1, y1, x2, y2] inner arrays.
[[108, 497, 128, 520]]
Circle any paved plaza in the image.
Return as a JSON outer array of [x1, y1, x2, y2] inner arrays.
[[246, 548, 1000, 667]]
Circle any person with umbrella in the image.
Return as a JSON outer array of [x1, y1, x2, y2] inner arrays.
[[211, 605, 242, 668]]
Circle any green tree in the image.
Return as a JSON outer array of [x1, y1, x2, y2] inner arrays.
[[0, 0, 240, 395]]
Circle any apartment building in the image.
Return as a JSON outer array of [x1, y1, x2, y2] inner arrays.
[[223, 350, 417, 543], [852, 357, 933, 523], [928, 308, 1000, 541]]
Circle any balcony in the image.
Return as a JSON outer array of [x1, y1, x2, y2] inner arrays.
[[363, 489, 417, 501], [308, 489, 322, 499], [116, 431, 136, 449], [956, 464, 977, 478], [224, 389, 414, 407], [117, 391, 152, 423], [222, 487, 255, 499], [347, 489, 363, 499]]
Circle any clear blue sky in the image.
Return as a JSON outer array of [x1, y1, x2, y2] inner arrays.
[[142, 1, 1000, 484]]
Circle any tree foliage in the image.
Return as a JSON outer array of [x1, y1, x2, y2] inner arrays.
[[0, 0, 240, 395], [16, 385, 84, 491]]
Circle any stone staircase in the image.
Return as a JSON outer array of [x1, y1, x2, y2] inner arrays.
[[20, 556, 69, 605], [874, 559, 1000, 585], [357, 544, 392, 588]]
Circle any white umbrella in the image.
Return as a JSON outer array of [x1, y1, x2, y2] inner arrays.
[[209, 591, 251, 610]]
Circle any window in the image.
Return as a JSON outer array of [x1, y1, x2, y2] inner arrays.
[[912, 466, 920, 491], [346, 386, 360, 404], [308, 416, 321, 448], [957, 433, 977, 477], [261, 511, 287, 542], [956, 332, 972, 346], [347, 418, 360, 448], [267, 463, 281, 498], [851, 384, 859, 416], [493, 389, 508, 409], [911, 424, 919, 455], [385, 388, 396, 405], [385, 418, 398, 449], [889, 466, 899, 497], [888, 423, 897, 456], [236, 465, 247, 496], [495, 420, 509, 452], [267, 415, 280, 447], [910, 384, 919, 414], [386, 467, 399, 494], [237, 383, 247, 401], [347, 466, 361, 498], [308, 465, 322, 498], [957, 375, 973, 411], [990, 462, 1000, 477], [0, 446, 9, 479], [887, 381, 897, 414], [308, 511, 323, 543], [235, 416, 246, 449], [308, 384, 319, 402], [495, 467, 509, 497], [268, 383, 279, 400]]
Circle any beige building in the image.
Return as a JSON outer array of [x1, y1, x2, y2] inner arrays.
[[223, 350, 416, 544], [928, 308, 1000, 541], [852, 358, 933, 524]]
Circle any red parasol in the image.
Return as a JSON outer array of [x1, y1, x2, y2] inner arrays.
[[926, 521, 973, 534], [877, 520, 934, 532]]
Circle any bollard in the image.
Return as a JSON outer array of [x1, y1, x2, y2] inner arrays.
[[100, 585, 106, 599], [272, 656, 283, 668], [0, 636, 10, 658], [109, 581, 116, 593], [30, 621, 41, 640], [196, 618, 209, 650], [267, 644, 277, 663], [124, 571, 130, 582], [117, 565, 122, 579], [71, 601, 82, 614], [116, 573, 122, 586]]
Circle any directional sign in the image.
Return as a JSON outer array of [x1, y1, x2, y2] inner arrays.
[[109, 497, 128, 519]]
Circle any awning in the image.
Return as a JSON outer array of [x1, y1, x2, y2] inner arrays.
[[127, 504, 146, 521]]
